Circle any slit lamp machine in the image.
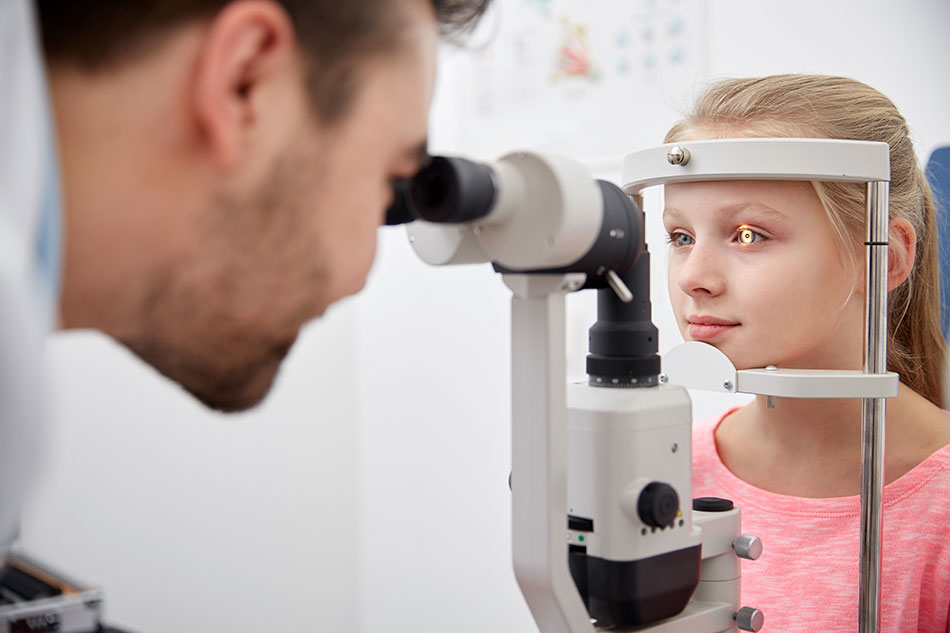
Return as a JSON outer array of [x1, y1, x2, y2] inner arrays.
[[385, 138, 895, 633]]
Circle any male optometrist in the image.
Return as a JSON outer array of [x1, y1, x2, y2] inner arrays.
[[0, 0, 489, 560]]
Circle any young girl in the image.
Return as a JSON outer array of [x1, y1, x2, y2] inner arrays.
[[661, 75, 950, 632]]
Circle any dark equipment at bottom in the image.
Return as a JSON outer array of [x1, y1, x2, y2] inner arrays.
[[0, 554, 135, 633], [569, 544, 702, 627]]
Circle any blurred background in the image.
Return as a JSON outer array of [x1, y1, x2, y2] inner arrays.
[[20, 1, 950, 631]]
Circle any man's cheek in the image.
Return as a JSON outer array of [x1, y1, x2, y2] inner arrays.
[[335, 234, 377, 299]]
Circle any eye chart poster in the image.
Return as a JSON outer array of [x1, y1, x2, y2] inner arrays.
[[436, 0, 709, 167]]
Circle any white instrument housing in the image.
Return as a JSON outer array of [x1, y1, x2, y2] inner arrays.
[[407, 151, 603, 270]]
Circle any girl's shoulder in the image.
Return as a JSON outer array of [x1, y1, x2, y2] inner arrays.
[[884, 441, 950, 510], [886, 388, 950, 486]]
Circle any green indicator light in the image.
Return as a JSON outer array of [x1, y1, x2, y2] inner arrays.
[[578, 535, 585, 542]]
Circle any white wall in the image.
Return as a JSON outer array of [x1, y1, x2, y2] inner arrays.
[[18, 1, 950, 633], [21, 302, 360, 632], [706, 1, 950, 159]]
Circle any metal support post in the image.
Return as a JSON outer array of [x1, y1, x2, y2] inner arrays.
[[858, 180, 889, 633]]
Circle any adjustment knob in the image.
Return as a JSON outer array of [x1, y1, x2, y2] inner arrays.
[[637, 482, 679, 528], [735, 607, 764, 632], [733, 534, 763, 560]]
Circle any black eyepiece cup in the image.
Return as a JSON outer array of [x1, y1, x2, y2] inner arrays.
[[409, 156, 496, 224]]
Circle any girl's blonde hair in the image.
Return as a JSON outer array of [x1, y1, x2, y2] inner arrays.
[[665, 74, 946, 407]]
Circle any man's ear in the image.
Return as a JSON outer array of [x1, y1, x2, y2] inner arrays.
[[887, 217, 917, 291], [192, 1, 296, 167]]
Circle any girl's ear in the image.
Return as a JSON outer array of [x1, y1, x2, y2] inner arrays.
[[887, 217, 917, 291]]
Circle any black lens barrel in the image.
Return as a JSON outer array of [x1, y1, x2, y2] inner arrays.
[[586, 250, 661, 387]]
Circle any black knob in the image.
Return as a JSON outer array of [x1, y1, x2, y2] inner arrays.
[[638, 482, 679, 528], [693, 496, 734, 512]]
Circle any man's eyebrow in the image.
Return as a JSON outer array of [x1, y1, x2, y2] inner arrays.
[[405, 139, 429, 169]]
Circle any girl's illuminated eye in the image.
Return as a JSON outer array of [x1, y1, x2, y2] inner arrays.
[[736, 226, 764, 245]]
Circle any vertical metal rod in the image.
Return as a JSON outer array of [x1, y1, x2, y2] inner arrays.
[[858, 181, 889, 633], [506, 274, 594, 633]]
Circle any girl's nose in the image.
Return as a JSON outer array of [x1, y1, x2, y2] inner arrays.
[[675, 243, 726, 298]]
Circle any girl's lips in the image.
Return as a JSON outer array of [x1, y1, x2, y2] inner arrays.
[[687, 316, 739, 341]]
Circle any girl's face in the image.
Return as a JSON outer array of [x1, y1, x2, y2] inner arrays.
[[663, 179, 865, 371]]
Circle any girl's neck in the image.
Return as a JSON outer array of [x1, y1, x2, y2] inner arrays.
[[742, 395, 863, 451], [714, 384, 950, 498]]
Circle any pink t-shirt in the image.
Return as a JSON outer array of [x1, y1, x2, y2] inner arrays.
[[692, 407, 950, 632]]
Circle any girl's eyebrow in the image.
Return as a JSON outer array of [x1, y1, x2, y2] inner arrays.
[[662, 202, 791, 224], [718, 202, 791, 222], [662, 207, 684, 223]]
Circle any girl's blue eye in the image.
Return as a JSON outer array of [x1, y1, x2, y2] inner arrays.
[[667, 232, 694, 247], [736, 226, 766, 245]]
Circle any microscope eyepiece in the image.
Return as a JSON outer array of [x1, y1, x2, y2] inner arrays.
[[384, 156, 497, 226], [384, 179, 415, 226], [409, 156, 497, 224]]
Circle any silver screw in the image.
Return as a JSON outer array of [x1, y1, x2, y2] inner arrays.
[[671, 443, 679, 453], [605, 270, 634, 303], [659, 373, 668, 383], [732, 534, 763, 560], [723, 380, 733, 390], [667, 146, 690, 165], [735, 607, 765, 632]]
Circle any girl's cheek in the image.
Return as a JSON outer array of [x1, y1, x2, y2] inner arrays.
[[667, 267, 685, 302]]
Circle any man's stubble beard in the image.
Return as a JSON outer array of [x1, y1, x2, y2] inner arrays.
[[119, 147, 330, 412], [121, 329, 300, 412]]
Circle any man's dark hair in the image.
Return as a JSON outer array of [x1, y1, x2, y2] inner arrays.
[[35, 0, 489, 122]]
